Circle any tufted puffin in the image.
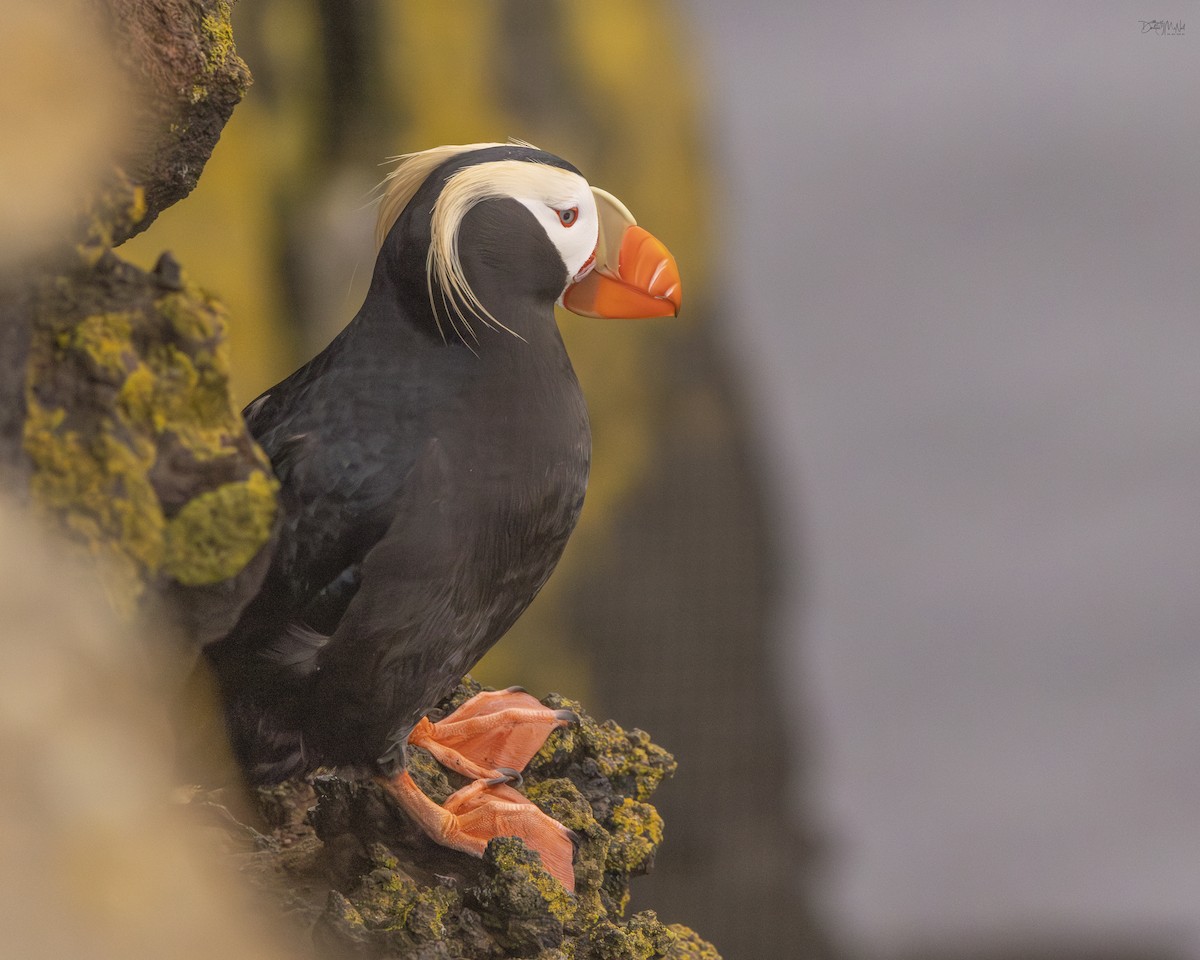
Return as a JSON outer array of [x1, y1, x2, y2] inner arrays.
[[203, 143, 681, 893]]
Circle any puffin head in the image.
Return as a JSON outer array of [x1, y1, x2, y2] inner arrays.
[[374, 142, 681, 342]]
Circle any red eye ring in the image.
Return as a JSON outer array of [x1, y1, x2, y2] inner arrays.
[[557, 206, 579, 227]]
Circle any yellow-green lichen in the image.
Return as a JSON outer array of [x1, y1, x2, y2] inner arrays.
[[156, 287, 226, 350], [24, 254, 278, 614], [24, 397, 165, 611], [334, 892, 365, 927], [82, 167, 147, 248], [580, 911, 675, 960], [340, 845, 460, 946], [525, 776, 611, 923], [127, 185, 147, 226], [406, 742, 455, 804], [118, 342, 237, 449], [191, 2, 239, 102], [604, 798, 663, 875], [110, 284, 251, 465], [58, 312, 135, 380], [591, 724, 676, 802], [664, 925, 721, 960], [162, 470, 277, 585], [484, 837, 577, 924], [403, 884, 455, 941], [526, 778, 598, 833], [355, 870, 422, 930], [532, 695, 676, 805], [200, 7, 236, 73]]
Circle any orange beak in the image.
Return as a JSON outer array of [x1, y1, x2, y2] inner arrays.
[[560, 188, 682, 319]]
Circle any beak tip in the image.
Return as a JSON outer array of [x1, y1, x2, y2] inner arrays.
[[664, 285, 682, 318]]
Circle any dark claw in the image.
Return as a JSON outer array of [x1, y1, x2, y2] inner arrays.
[[490, 767, 523, 788], [502, 685, 528, 694], [554, 709, 580, 725]]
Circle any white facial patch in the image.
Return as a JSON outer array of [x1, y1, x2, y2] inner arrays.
[[433, 160, 598, 293], [375, 146, 601, 342], [427, 160, 600, 340]]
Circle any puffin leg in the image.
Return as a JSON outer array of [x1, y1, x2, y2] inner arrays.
[[378, 770, 577, 892], [408, 688, 576, 781]]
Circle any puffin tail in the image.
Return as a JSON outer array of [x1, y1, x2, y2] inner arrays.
[[260, 621, 329, 681], [198, 625, 330, 785], [216, 673, 315, 785]]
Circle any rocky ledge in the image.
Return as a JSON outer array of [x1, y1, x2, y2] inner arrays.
[[200, 679, 722, 960]]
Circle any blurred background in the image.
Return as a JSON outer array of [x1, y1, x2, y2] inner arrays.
[[34, 1, 1200, 958]]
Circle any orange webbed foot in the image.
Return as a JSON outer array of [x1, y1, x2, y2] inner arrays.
[[408, 687, 576, 781], [444, 779, 577, 891], [378, 770, 577, 892]]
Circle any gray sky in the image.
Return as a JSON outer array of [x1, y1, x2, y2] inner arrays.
[[687, 3, 1200, 956]]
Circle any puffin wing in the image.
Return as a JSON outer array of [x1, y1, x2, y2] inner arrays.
[[226, 426, 445, 681], [246, 369, 428, 622], [298, 437, 465, 754]]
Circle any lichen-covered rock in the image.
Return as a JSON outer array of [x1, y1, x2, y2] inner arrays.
[[215, 680, 719, 959], [23, 245, 277, 636], [664, 925, 722, 960], [90, 0, 252, 244]]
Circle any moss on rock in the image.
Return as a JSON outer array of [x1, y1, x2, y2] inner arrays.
[[162, 470, 277, 585], [578, 911, 676, 960], [23, 394, 162, 608], [81, 167, 150, 251], [664, 925, 722, 960], [605, 798, 664, 876], [23, 248, 277, 619], [96, 0, 252, 243], [289, 682, 721, 959], [473, 837, 572, 953]]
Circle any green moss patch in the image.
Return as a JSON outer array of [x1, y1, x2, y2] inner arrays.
[[163, 470, 276, 585], [23, 249, 277, 612]]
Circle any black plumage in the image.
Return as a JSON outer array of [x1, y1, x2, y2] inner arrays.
[[205, 146, 590, 783]]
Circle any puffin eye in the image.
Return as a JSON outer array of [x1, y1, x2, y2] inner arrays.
[[557, 206, 579, 227]]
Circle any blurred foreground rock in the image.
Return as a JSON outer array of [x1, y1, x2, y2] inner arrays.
[[0, 500, 292, 960], [89, 0, 252, 245]]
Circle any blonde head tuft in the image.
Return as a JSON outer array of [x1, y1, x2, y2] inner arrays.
[[374, 142, 510, 249]]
